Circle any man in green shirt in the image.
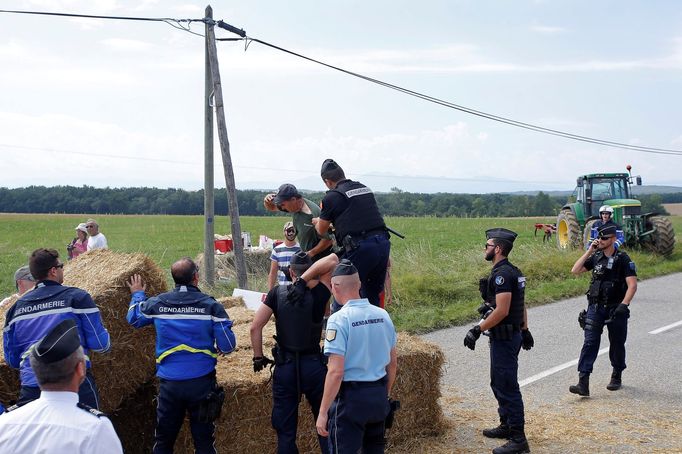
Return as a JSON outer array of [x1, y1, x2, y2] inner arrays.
[[264, 183, 333, 261]]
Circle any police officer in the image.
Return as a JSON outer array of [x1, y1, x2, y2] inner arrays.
[[314, 159, 391, 307], [250, 251, 338, 454], [569, 224, 637, 396], [126, 258, 236, 454], [316, 260, 397, 454], [3, 248, 111, 408], [0, 319, 123, 453], [463, 228, 532, 454], [585, 205, 625, 250]]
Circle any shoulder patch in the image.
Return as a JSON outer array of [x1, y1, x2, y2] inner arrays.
[[629, 262, 636, 272], [325, 329, 337, 342], [77, 402, 108, 419], [495, 275, 505, 286]]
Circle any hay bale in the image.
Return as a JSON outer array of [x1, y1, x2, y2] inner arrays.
[[225, 305, 257, 326], [62, 249, 169, 412], [195, 250, 272, 282], [109, 379, 158, 454], [217, 296, 246, 309], [172, 321, 445, 454], [0, 298, 20, 404]]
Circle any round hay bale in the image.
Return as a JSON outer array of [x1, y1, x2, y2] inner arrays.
[[63, 249, 169, 413], [0, 299, 20, 404]]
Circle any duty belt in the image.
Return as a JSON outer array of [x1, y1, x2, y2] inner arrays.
[[341, 376, 387, 389], [350, 228, 387, 241]]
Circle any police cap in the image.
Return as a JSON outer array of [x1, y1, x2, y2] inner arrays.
[[14, 265, 35, 283], [597, 224, 617, 238], [320, 159, 340, 176], [32, 319, 81, 364], [289, 250, 312, 271], [485, 228, 518, 244], [331, 259, 358, 277]]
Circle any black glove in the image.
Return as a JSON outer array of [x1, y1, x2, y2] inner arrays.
[[521, 329, 534, 351], [287, 278, 307, 304], [613, 303, 630, 318], [253, 356, 272, 373], [464, 325, 482, 350]]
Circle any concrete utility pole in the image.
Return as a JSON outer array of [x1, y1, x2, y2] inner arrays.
[[203, 5, 215, 287], [205, 10, 248, 289]]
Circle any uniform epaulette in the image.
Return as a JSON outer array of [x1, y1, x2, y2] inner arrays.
[[4, 402, 24, 413], [77, 402, 109, 418]]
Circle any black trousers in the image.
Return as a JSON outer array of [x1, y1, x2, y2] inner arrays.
[[18, 370, 100, 409]]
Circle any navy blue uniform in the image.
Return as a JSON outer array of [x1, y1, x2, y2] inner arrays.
[[265, 282, 331, 454], [578, 250, 636, 374], [3, 280, 111, 408], [128, 285, 236, 454], [485, 259, 526, 429], [320, 179, 390, 307]]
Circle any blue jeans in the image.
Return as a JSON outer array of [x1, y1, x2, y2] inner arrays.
[[153, 373, 217, 454], [578, 303, 628, 374], [272, 354, 328, 454], [490, 333, 525, 428], [344, 233, 390, 307]]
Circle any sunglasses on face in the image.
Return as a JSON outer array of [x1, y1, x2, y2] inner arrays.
[[54, 263, 64, 269], [485, 243, 496, 249], [598, 235, 614, 240]]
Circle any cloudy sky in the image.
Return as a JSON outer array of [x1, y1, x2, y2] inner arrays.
[[2, 0, 682, 194]]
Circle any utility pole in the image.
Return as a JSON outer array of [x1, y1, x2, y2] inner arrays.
[[203, 5, 215, 287], [205, 11, 248, 289]]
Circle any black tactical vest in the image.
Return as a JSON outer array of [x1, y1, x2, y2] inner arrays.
[[587, 251, 627, 305], [486, 261, 525, 326], [330, 180, 385, 240], [274, 285, 323, 353]]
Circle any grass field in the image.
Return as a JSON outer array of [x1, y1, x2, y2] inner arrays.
[[1, 213, 681, 333]]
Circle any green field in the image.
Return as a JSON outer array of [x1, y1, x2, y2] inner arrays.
[[2, 213, 681, 332]]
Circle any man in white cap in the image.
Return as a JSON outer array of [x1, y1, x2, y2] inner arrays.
[[0, 319, 123, 453]]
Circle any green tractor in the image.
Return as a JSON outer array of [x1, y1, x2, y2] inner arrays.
[[556, 167, 675, 256]]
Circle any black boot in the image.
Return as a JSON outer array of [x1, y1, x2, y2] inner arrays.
[[606, 369, 622, 391], [569, 373, 590, 396], [483, 422, 511, 439], [492, 427, 530, 454]]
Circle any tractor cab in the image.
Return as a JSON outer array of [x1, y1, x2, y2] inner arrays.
[[575, 173, 641, 220]]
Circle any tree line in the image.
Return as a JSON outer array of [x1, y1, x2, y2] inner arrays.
[[0, 185, 670, 218]]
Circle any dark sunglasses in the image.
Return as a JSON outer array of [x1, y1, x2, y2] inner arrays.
[[484, 243, 496, 249], [598, 235, 614, 240], [54, 263, 64, 269]]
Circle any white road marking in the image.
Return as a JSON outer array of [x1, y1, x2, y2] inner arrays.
[[649, 320, 682, 335], [519, 347, 609, 388]]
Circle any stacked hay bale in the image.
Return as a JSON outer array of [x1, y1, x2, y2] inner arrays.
[[62, 249, 168, 413], [0, 296, 21, 404], [195, 250, 272, 282], [175, 310, 446, 453]]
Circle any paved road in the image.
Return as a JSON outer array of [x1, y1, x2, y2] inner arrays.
[[419, 272, 682, 452]]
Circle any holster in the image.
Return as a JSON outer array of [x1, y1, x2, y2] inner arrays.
[[197, 384, 225, 423], [489, 324, 517, 340], [578, 309, 587, 330], [342, 234, 360, 253], [272, 345, 287, 366]]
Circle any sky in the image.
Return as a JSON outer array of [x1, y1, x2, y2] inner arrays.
[[2, 0, 682, 194]]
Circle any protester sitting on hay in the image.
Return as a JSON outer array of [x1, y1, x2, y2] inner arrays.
[[67, 223, 89, 260], [0, 265, 36, 309], [126, 257, 236, 454]]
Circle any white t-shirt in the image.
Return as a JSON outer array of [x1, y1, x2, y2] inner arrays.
[[87, 233, 108, 250], [0, 391, 123, 453]]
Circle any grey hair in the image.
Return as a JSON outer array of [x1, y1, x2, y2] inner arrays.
[[29, 346, 85, 387]]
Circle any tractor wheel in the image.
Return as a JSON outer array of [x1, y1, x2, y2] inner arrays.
[[645, 216, 676, 257], [583, 219, 599, 249], [557, 210, 581, 250]]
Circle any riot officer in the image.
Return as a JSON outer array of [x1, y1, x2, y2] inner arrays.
[[250, 251, 337, 454], [314, 159, 390, 307], [570, 224, 637, 396], [464, 228, 532, 454]]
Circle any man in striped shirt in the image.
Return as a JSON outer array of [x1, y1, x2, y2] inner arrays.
[[268, 222, 302, 289]]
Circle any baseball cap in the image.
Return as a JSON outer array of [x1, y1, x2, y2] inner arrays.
[[14, 265, 35, 283], [75, 223, 88, 234], [273, 184, 301, 205]]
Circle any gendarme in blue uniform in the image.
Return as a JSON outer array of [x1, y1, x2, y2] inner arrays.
[[128, 284, 236, 454], [3, 280, 111, 408], [323, 298, 396, 453], [485, 258, 526, 430], [579, 249, 636, 375], [320, 180, 390, 307]]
